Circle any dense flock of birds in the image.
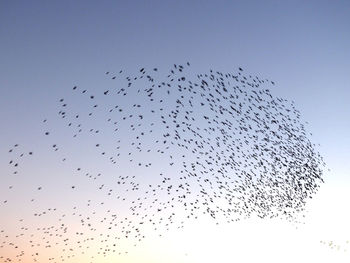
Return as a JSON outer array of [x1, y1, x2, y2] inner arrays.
[[1, 63, 326, 262]]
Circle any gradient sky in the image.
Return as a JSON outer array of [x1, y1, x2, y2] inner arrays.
[[1, 1, 350, 262]]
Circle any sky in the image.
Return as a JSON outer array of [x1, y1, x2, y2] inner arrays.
[[1, 0, 350, 262]]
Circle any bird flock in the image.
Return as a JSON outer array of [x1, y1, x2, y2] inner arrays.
[[1, 63, 326, 262]]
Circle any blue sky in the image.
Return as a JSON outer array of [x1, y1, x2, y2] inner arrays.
[[1, 1, 350, 262]]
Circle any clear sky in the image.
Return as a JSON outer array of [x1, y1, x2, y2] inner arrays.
[[1, 1, 350, 262]]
